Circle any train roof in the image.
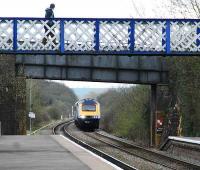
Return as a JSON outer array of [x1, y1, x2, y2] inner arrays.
[[75, 98, 99, 105]]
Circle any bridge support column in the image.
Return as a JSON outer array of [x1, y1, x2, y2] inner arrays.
[[150, 85, 157, 147], [0, 55, 26, 135], [15, 76, 26, 135]]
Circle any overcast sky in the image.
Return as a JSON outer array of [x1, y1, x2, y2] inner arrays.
[[0, 0, 189, 88], [0, 0, 174, 18]]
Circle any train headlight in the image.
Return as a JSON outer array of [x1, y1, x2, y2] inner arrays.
[[79, 115, 86, 119]]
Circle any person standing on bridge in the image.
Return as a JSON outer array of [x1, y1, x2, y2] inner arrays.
[[42, 3, 57, 46]]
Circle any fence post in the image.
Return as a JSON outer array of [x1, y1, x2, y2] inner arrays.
[[13, 19, 18, 51], [150, 85, 157, 147], [95, 20, 99, 52], [166, 20, 171, 55], [60, 19, 65, 53], [0, 121, 1, 136], [129, 20, 135, 52]]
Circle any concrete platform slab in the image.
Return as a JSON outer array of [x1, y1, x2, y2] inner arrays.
[[0, 135, 121, 170], [161, 136, 200, 165], [168, 136, 200, 145]]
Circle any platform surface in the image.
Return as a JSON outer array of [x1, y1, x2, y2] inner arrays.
[[169, 136, 200, 145], [0, 135, 121, 170]]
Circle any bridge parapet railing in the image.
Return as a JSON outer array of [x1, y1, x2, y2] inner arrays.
[[0, 18, 200, 55]]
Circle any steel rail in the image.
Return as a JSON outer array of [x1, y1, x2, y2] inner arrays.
[[54, 121, 200, 169], [63, 121, 137, 170], [86, 132, 176, 169], [52, 119, 73, 135], [93, 131, 200, 170]]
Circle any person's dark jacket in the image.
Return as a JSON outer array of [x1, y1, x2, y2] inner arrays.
[[45, 8, 54, 26]]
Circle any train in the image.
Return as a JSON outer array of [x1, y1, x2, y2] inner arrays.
[[73, 98, 100, 130]]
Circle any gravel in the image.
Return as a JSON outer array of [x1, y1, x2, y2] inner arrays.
[[66, 123, 172, 170]]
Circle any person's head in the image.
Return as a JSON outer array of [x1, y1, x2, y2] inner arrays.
[[50, 3, 55, 9]]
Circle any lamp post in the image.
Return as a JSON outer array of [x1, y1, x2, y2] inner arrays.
[[28, 79, 36, 135], [29, 79, 32, 134]]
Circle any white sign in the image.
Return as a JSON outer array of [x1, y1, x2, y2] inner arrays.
[[29, 112, 35, 119]]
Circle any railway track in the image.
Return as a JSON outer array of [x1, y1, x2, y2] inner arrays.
[[52, 119, 73, 135], [53, 121, 200, 170], [89, 132, 200, 170], [53, 120, 136, 170]]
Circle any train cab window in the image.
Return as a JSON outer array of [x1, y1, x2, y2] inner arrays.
[[82, 105, 96, 111]]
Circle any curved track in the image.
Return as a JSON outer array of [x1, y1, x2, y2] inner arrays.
[[53, 120, 136, 170], [90, 132, 200, 170], [53, 121, 200, 170], [52, 119, 74, 135]]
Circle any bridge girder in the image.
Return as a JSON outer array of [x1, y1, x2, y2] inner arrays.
[[16, 55, 168, 85]]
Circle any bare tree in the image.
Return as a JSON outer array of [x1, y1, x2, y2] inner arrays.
[[170, 0, 200, 18]]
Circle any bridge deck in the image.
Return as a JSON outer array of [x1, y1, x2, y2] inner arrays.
[[15, 54, 168, 84], [0, 17, 200, 56]]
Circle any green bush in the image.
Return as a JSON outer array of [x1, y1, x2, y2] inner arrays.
[[98, 85, 150, 146], [168, 57, 200, 136], [26, 80, 78, 129]]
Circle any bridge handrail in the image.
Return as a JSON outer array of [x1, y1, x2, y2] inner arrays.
[[0, 17, 200, 55]]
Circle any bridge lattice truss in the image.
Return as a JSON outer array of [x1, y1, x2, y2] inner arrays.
[[0, 18, 200, 55]]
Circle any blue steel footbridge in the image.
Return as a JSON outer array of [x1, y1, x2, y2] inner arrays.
[[0, 17, 200, 84], [0, 17, 200, 55]]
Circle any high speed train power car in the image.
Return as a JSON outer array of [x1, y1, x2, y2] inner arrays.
[[73, 98, 100, 130]]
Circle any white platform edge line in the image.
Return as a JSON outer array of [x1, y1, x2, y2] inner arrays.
[[169, 136, 200, 145], [60, 135, 123, 170]]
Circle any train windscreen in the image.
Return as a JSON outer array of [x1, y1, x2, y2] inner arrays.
[[82, 105, 96, 111]]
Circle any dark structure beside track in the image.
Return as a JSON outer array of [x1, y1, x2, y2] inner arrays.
[[0, 55, 26, 135]]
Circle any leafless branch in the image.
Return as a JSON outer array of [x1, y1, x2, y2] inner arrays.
[[170, 0, 200, 18]]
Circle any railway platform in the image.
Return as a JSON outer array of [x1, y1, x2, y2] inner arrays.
[[0, 135, 121, 170], [161, 136, 200, 165], [168, 136, 200, 144]]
